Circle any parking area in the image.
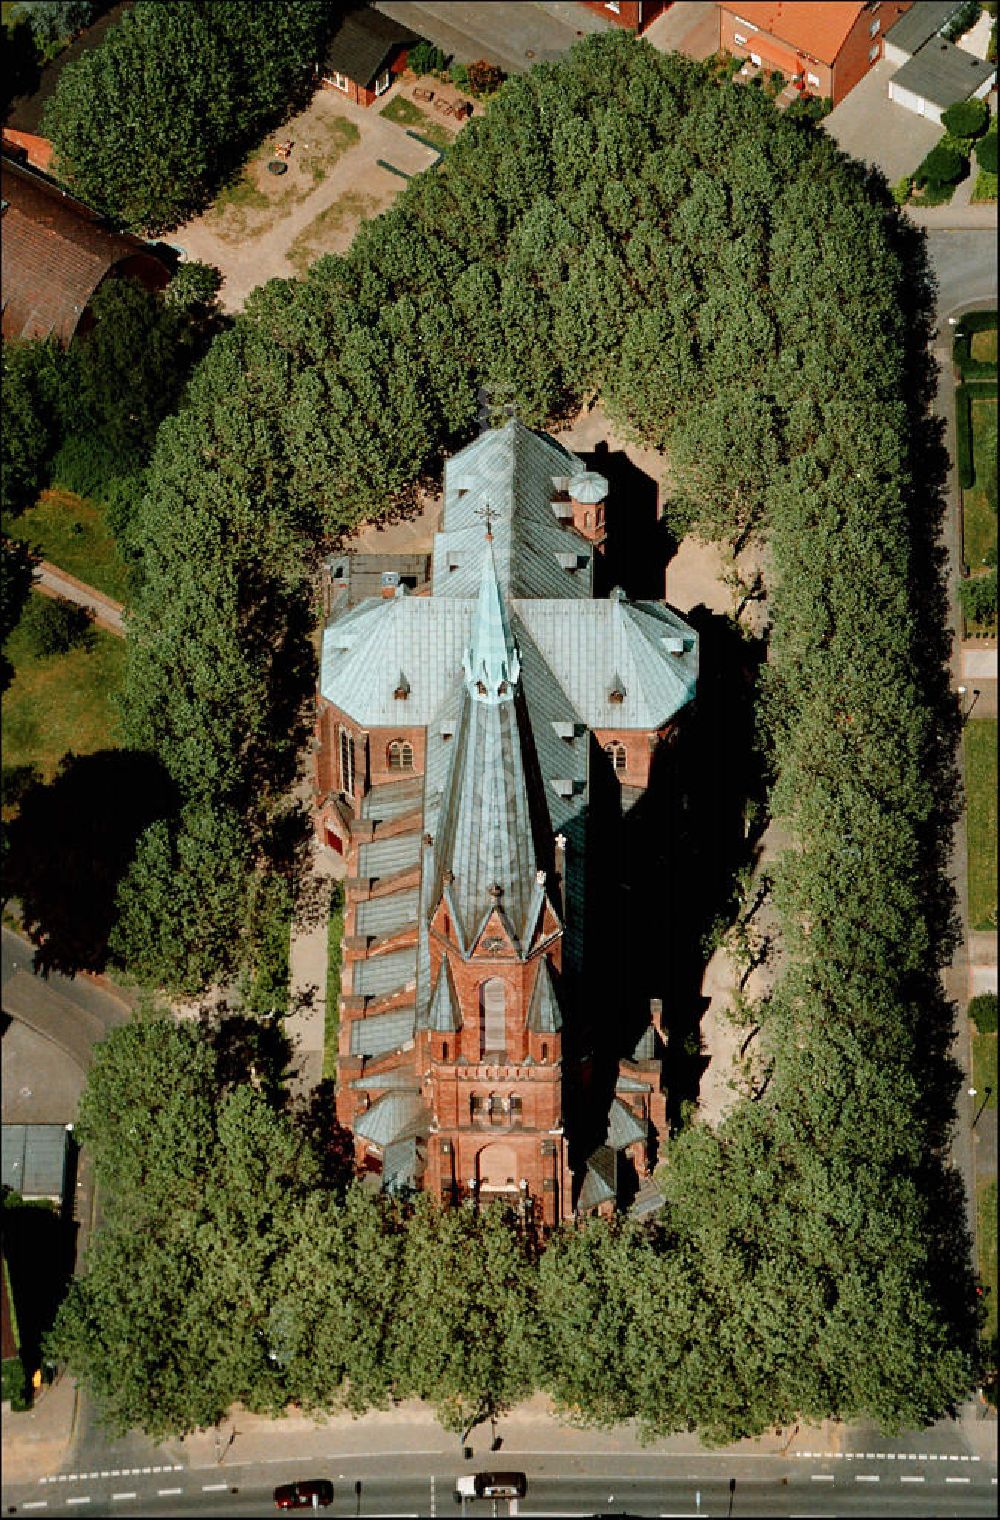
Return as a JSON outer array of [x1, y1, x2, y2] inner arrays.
[[825, 57, 941, 184]]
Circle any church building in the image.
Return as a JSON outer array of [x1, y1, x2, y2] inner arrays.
[[313, 418, 698, 1225]]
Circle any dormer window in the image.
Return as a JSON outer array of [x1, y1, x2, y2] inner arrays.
[[388, 740, 414, 771], [498, 680, 508, 695], [609, 686, 625, 704], [605, 741, 627, 774], [476, 680, 488, 696]]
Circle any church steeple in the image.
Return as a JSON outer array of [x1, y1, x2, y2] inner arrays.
[[462, 535, 520, 703]]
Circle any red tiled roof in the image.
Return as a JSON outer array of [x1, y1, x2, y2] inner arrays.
[[1, 1251, 18, 1363], [721, 2, 866, 65], [1, 156, 170, 345]]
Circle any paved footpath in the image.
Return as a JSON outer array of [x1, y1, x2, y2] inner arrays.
[[33, 562, 125, 637]]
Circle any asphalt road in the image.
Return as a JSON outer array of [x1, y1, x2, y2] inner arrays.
[[1, 926, 131, 1072], [3, 1465, 997, 1518]]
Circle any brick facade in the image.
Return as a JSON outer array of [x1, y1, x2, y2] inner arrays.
[[578, 0, 670, 34], [717, 2, 912, 105]]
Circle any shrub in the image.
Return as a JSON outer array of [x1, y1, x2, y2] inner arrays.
[[915, 141, 965, 187], [891, 175, 912, 205], [970, 991, 999, 1033], [164, 260, 223, 314], [977, 132, 998, 174], [19, 595, 94, 658], [959, 569, 998, 625], [407, 39, 446, 76], [50, 433, 122, 502], [466, 58, 506, 97], [449, 61, 469, 88], [2, 1355, 29, 1411], [942, 97, 990, 139], [17, 1, 96, 47]]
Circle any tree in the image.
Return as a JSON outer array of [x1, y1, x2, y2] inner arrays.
[[941, 96, 990, 139], [164, 259, 224, 315], [18, 595, 93, 658], [916, 142, 965, 187], [969, 991, 998, 1033], [959, 570, 998, 625], [42, 1, 334, 232], [407, 39, 446, 76], [1, 340, 67, 515], [0, 536, 38, 691], [976, 131, 998, 174]]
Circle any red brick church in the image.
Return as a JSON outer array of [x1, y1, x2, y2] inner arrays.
[[313, 418, 698, 1225]]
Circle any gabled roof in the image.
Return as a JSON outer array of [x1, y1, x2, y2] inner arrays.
[[349, 1008, 416, 1058], [884, 1, 962, 57], [721, 2, 866, 65], [0, 156, 170, 344], [427, 959, 461, 1032], [354, 1092, 427, 1148], [578, 1145, 617, 1211], [324, 6, 424, 89], [526, 957, 563, 1033], [606, 1097, 647, 1151], [890, 37, 995, 106]]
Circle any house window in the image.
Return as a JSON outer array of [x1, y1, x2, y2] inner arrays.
[[488, 1092, 505, 1125], [584, 510, 591, 528], [387, 739, 413, 771], [605, 741, 627, 774], [331, 70, 350, 93], [441, 1041, 449, 1062], [375, 69, 391, 96], [481, 979, 506, 1054], [509, 1094, 523, 1121], [869, 17, 880, 35], [605, 1, 621, 12], [749, 51, 762, 67], [471, 1093, 485, 1119], [868, 42, 879, 60], [807, 71, 820, 86], [339, 727, 355, 795], [541, 1042, 549, 1062], [734, 31, 747, 45]]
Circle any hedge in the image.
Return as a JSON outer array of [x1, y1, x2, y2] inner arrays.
[[956, 384, 975, 488], [953, 310, 998, 381], [970, 991, 999, 1034]]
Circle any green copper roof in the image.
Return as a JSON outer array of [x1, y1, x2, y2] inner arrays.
[[526, 956, 563, 1033], [462, 539, 521, 704], [427, 958, 461, 1032]]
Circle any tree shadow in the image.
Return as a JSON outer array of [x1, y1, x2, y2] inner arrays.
[[1, 749, 178, 978], [203, 1007, 293, 1105], [292, 1078, 357, 1190], [1, 1185, 76, 1379]]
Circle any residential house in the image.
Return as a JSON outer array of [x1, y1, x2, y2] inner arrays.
[[1, 154, 171, 344], [320, 5, 425, 107], [717, 1, 913, 104], [314, 418, 698, 1224]]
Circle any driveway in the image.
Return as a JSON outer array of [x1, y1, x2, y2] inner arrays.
[[642, 0, 720, 61], [825, 57, 941, 184]]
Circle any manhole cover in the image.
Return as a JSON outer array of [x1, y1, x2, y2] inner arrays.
[[267, 160, 288, 176], [19, 1086, 32, 1098], [525, 49, 534, 58]]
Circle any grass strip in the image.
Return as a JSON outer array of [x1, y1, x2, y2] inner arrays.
[[964, 719, 998, 932], [6, 489, 132, 604]]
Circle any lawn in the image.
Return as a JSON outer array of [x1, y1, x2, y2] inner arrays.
[[965, 719, 998, 932], [972, 329, 999, 364], [323, 880, 344, 1081], [287, 191, 378, 276], [2, 594, 125, 782], [973, 1029, 998, 1108], [6, 489, 132, 603], [978, 1178, 997, 1345], [962, 396, 998, 575], [380, 94, 453, 151], [207, 116, 360, 245], [972, 169, 998, 204]]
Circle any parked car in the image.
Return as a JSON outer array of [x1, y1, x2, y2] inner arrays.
[[455, 1471, 528, 1501], [273, 1479, 334, 1510]]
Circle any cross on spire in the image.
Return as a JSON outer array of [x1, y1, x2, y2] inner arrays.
[[474, 501, 499, 542]]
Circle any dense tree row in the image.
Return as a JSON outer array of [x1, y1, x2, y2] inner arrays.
[[41, 0, 335, 231], [97, 31, 981, 1429]]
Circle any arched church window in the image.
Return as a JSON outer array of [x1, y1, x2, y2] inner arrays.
[[339, 727, 355, 794], [541, 1042, 549, 1063], [604, 740, 627, 774], [480, 979, 506, 1054], [509, 1094, 522, 1121], [387, 739, 414, 771], [488, 1092, 504, 1125]]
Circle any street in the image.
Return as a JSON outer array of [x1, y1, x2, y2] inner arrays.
[[3, 1457, 998, 1519]]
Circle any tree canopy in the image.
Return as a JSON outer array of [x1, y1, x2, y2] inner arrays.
[[41, 0, 335, 232], [79, 31, 983, 1436]]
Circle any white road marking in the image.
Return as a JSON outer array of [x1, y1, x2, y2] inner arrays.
[[112, 1495, 137, 1503], [900, 1476, 925, 1483], [811, 1474, 835, 1482], [855, 1475, 879, 1482], [22, 1503, 48, 1510], [202, 1483, 228, 1491], [66, 1500, 91, 1507], [430, 1473, 436, 1517], [946, 1477, 971, 1484], [158, 1487, 183, 1496]]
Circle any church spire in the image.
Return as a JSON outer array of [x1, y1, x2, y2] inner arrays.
[[462, 536, 520, 703]]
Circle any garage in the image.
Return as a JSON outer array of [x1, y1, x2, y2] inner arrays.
[[888, 38, 995, 124]]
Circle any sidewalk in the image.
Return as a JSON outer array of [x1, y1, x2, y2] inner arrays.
[[1, 1375, 77, 1484], [283, 779, 345, 1097], [33, 561, 125, 637]]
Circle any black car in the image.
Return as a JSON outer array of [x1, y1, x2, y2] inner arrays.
[[273, 1479, 334, 1510]]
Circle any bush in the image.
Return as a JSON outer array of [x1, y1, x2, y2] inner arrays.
[[891, 175, 912, 205], [407, 39, 446, 76], [915, 141, 966, 187], [977, 132, 998, 174], [959, 569, 998, 625], [17, 1, 96, 46], [955, 384, 974, 486], [941, 0, 982, 41], [1, 1355, 29, 1411], [466, 58, 506, 97], [942, 97, 990, 139], [164, 260, 223, 314], [449, 61, 469, 88], [970, 991, 999, 1033], [50, 433, 123, 502], [19, 595, 94, 658]]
